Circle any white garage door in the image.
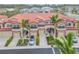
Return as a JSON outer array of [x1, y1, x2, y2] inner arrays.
[[13, 32, 20, 38], [58, 32, 65, 37], [0, 31, 12, 38]]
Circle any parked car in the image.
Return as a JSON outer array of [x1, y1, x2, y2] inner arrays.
[[73, 36, 78, 43], [29, 35, 35, 46]]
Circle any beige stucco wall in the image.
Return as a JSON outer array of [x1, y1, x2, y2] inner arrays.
[[0, 31, 12, 38], [57, 30, 77, 37], [13, 32, 20, 38], [57, 31, 65, 37]]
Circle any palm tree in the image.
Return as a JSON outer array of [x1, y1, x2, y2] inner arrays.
[[20, 19, 29, 38], [50, 14, 60, 23], [50, 14, 60, 37], [50, 32, 76, 54]]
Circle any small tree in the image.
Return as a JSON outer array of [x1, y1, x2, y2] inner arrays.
[[5, 36, 13, 47]]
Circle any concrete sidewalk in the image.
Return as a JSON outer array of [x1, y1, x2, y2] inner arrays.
[[0, 46, 51, 50]]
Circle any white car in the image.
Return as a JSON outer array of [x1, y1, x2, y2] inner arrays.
[[73, 37, 78, 43], [29, 36, 35, 45]]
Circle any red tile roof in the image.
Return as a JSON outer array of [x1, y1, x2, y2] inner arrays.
[[6, 13, 76, 23], [0, 15, 8, 24], [0, 28, 12, 31], [0, 15, 7, 19], [4, 19, 19, 24], [66, 26, 77, 30]]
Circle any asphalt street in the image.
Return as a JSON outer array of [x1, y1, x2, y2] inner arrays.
[[0, 48, 53, 54]]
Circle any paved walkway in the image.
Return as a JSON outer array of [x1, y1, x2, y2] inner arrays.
[[39, 30, 48, 47], [8, 36, 20, 47]]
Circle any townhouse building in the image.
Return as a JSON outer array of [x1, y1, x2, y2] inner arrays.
[[0, 12, 78, 39]]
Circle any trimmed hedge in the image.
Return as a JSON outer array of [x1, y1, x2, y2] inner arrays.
[[17, 39, 28, 46], [5, 36, 13, 47], [46, 35, 54, 45], [36, 36, 40, 45], [17, 39, 22, 46], [23, 39, 28, 45], [47, 37, 51, 45]]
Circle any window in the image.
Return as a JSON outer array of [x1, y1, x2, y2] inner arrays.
[[30, 24, 37, 29], [38, 22, 45, 27], [58, 24, 65, 28], [67, 22, 74, 26], [45, 20, 51, 24], [12, 24, 20, 29], [7, 23, 12, 28], [45, 11, 48, 13], [39, 11, 42, 13], [38, 24, 45, 27]]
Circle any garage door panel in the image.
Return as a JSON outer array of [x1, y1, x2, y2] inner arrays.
[[0, 31, 12, 38], [13, 32, 20, 38]]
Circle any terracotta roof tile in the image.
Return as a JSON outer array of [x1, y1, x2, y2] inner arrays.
[[0, 28, 12, 31], [0, 15, 7, 19], [6, 13, 76, 23]]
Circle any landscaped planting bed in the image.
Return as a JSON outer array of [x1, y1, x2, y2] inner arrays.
[[5, 36, 13, 47], [17, 39, 22, 46], [47, 37, 51, 45], [17, 39, 28, 46], [36, 36, 40, 45], [46, 35, 54, 45]]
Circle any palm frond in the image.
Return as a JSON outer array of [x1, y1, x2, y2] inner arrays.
[[50, 32, 76, 54], [66, 32, 74, 47]]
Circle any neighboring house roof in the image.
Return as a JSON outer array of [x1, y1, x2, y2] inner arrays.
[[4, 19, 19, 24], [6, 13, 76, 24], [0, 15, 7, 19], [0, 15, 8, 24]]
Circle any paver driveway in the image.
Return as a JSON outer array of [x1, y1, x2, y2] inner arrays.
[[0, 37, 10, 47], [39, 30, 48, 47], [8, 33, 20, 47]]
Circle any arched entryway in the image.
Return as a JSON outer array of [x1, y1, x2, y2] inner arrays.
[[46, 27, 55, 36], [20, 28, 29, 38]]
